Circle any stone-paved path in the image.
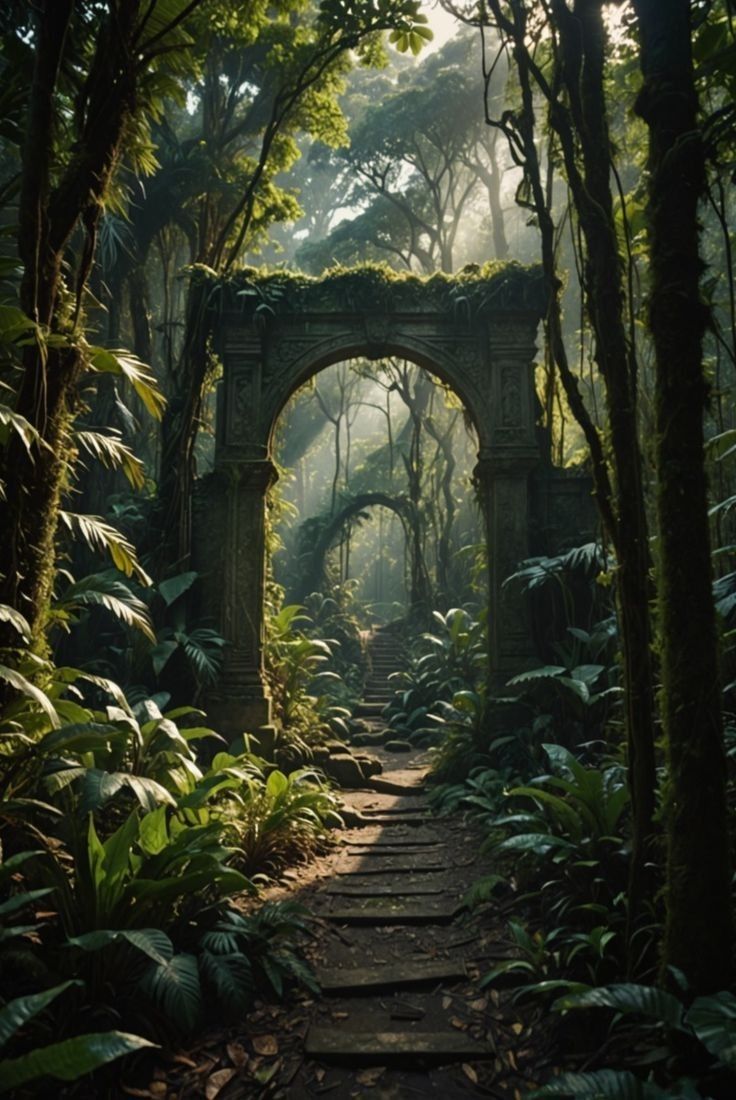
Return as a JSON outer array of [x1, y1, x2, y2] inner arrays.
[[153, 748, 547, 1099], [259, 747, 536, 1099]]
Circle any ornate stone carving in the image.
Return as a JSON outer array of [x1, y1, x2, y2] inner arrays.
[[500, 364, 523, 426]]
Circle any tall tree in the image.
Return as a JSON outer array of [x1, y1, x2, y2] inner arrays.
[[0, 0, 196, 642], [633, 0, 734, 994]]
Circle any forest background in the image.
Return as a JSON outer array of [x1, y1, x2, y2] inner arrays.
[[1, 1, 736, 1096]]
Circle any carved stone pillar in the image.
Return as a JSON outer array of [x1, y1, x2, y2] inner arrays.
[[475, 452, 537, 685], [208, 324, 276, 745], [207, 459, 278, 744]]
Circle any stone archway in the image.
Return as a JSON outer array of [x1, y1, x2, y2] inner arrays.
[[191, 264, 587, 736], [291, 491, 423, 609]]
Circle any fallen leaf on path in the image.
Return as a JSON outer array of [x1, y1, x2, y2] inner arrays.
[[356, 1067, 385, 1085], [252, 1034, 279, 1056], [442, 995, 453, 1009], [205, 1068, 236, 1099], [469, 998, 488, 1012], [330, 1011, 349, 1020], [511, 1022, 524, 1035], [462, 1064, 478, 1084], [226, 1041, 248, 1068], [450, 1016, 468, 1030]]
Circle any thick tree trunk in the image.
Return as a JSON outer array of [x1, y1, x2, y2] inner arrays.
[[633, 0, 734, 994], [549, 0, 658, 939], [0, 0, 138, 641]]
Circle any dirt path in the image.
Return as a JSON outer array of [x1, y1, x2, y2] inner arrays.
[[153, 747, 550, 1100]]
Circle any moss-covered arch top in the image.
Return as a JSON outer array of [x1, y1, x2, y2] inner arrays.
[[205, 261, 547, 463]]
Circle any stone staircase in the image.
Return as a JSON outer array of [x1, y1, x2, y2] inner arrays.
[[300, 776, 498, 1088], [354, 625, 405, 720]]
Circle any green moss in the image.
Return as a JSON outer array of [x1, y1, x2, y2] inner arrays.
[[195, 260, 547, 320]]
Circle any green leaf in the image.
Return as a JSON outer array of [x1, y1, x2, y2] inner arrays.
[[58, 512, 152, 585], [266, 770, 289, 799], [552, 983, 684, 1027], [528, 1068, 672, 1098], [158, 571, 198, 606], [88, 346, 165, 420], [0, 1030, 155, 1091], [75, 430, 145, 490], [142, 954, 201, 1032], [686, 991, 736, 1068], [56, 574, 154, 640], [65, 928, 173, 967], [0, 604, 30, 641], [0, 982, 81, 1050], [37, 722, 127, 755], [0, 664, 60, 728]]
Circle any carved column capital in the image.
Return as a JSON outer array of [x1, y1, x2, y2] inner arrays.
[[232, 458, 279, 494]]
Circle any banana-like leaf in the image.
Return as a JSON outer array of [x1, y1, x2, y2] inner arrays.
[[0, 665, 60, 728], [58, 512, 151, 584], [0, 1030, 155, 1091], [75, 430, 145, 489]]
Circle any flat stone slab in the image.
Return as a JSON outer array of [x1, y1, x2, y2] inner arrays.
[[336, 859, 446, 876], [355, 814, 434, 827], [320, 880, 448, 897], [368, 777, 425, 796], [345, 844, 442, 856], [326, 901, 460, 925], [346, 833, 439, 846], [316, 959, 467, 994], [305, 1027, 493, 1065], [361, 804, 428, 816]]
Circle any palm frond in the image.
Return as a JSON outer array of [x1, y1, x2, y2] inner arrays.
[[75, 431, 145, 490], [56, 574, 155, 640], [58, 513, 152, 585], [87, 346, 166, 420]]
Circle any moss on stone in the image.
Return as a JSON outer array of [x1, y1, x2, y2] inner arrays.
[[197, 260, 547, 321]]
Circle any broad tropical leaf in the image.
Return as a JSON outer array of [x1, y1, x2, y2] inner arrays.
[[142, 953, 202, 1031], [528, 1068, 691, 1099], [66, 928, 173, 967], [0, 665, 60, 728], [0, 1031, 155, 1091], [0, 982, 81, 1050], [552, 984, 684, 1027], [686, 990, 736, 1068]]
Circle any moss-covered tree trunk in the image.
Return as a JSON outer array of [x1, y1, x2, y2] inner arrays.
[[487, 0, 657, 947], [633, 0, 734, 994], [0, 1, 136, 642]]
